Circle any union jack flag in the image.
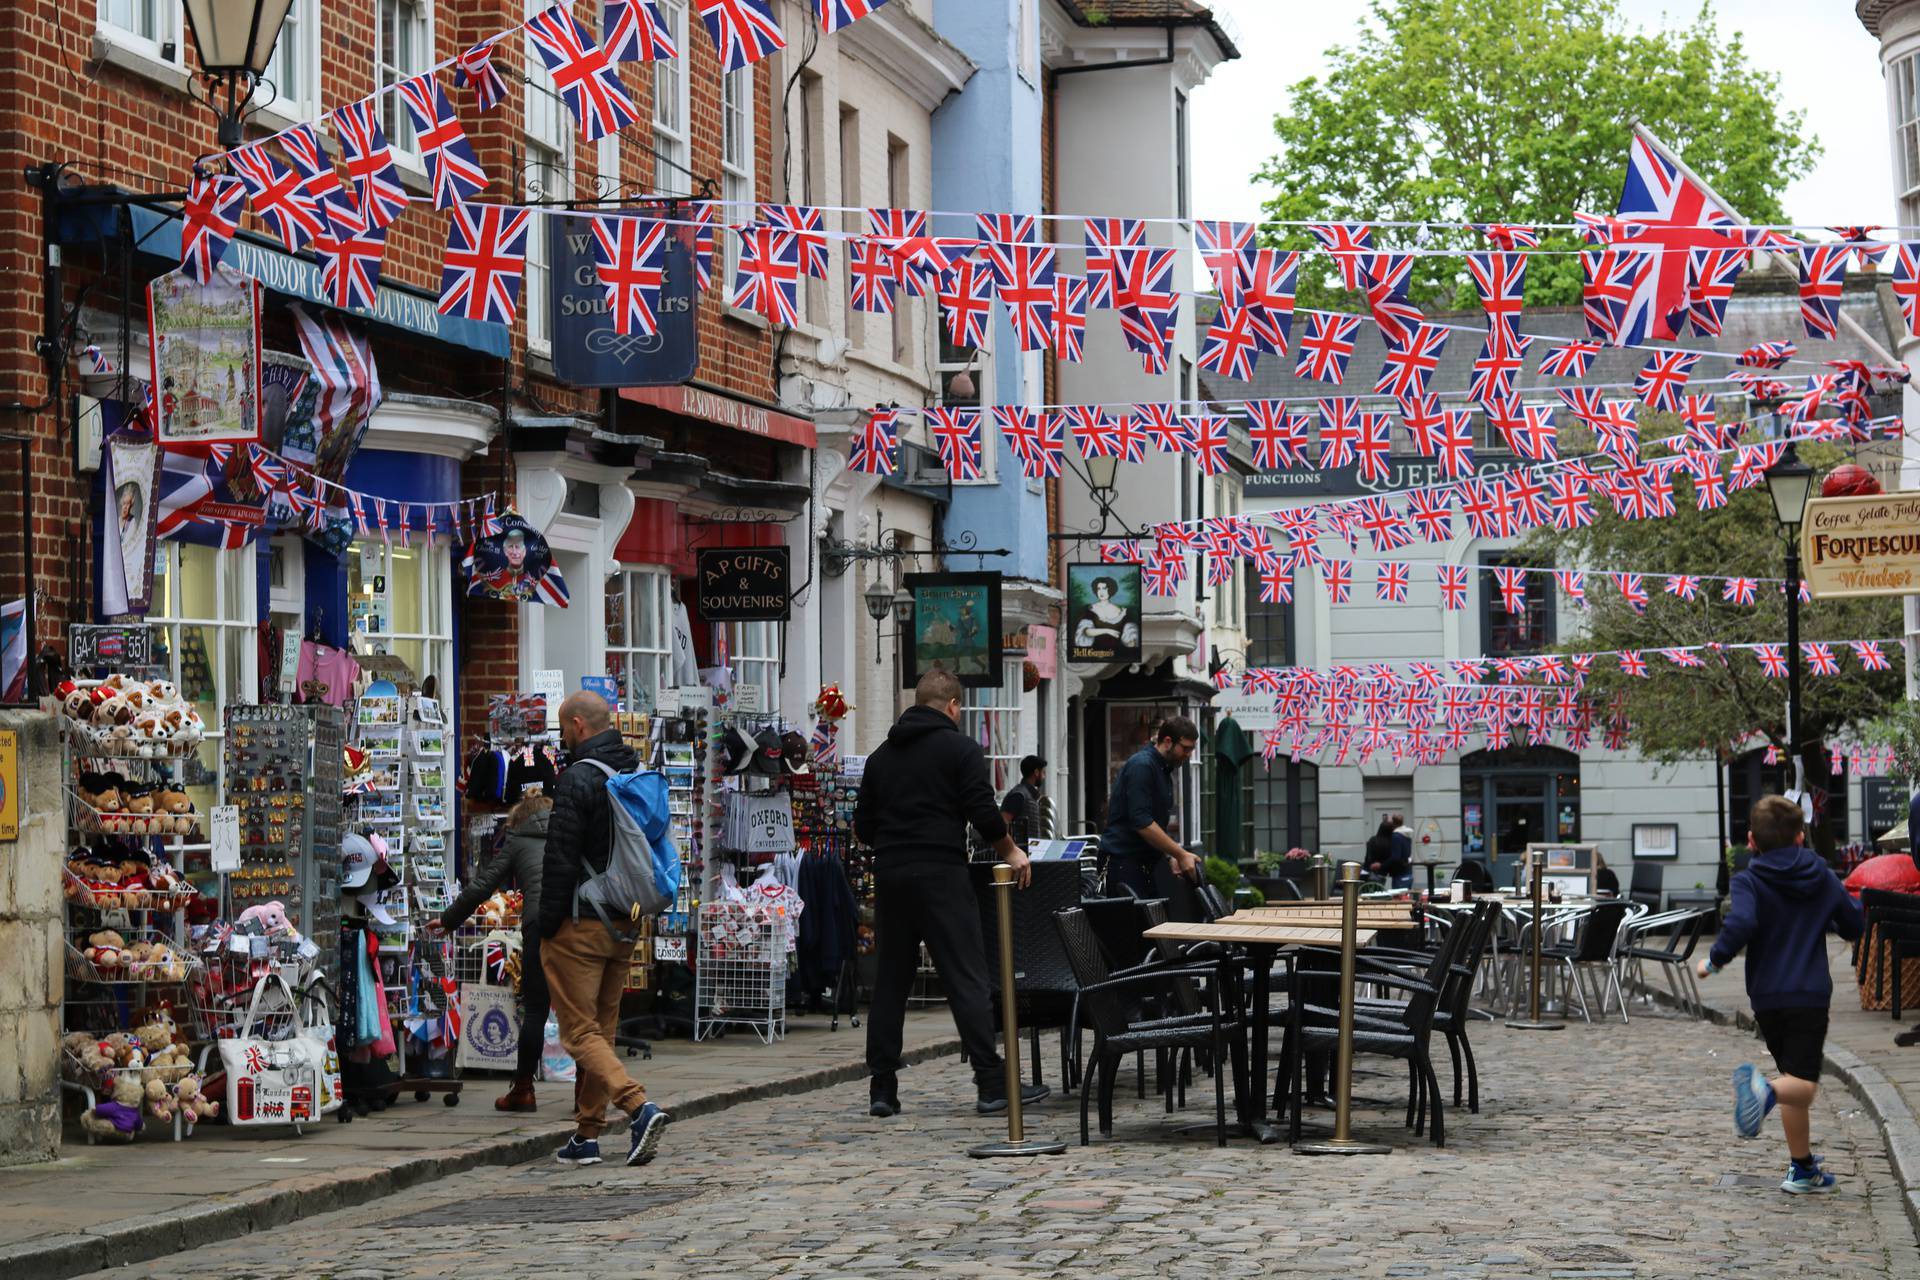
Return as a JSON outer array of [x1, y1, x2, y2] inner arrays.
[[1187, 415, 1232, 476], [1617, 650, 1649, 678], [1889, 243, 1920, 334], [1054, 274, 1090, 362], [1481, 223, 1541, 250], [1437, 563, 1469, 611], [1017, 411, 1065, 479], [1315, 398, 1358, 469], [694, 0, 786, 70], [761, 205, 830, 278], [1557, 384, 1605, 428], [1681, 247, 1745, 336], [1461, 478, 1509, 538], [1591, 399, 1641, 465], [849, 408, 898, 475], [605, 0, 677, 60], [977, 213, 1037, 247], [589, 214, 668, 335], [864, 206, 927, 265], [1295, 312, 1361, 384], [332, 98, 411, 231], [732, 226, 802, 325], [1321, 558, 1353, 604], [1083, 217, 1145, 309], [1511, 404, 1558, 462], [1852, 640, 1891, 671], [1306, 222, 1374, 292], [936, 259, 994, 348], [1194, 220, 1255, 303], [230, 141, 325, 252], [1795, 244, 1849, 340], [1555, 570, 1587, 606], [1504, 468, 1551, 532], [1353, 412, 1393, 484], [1375, 323, 1448, 399], [814, 0, 890, 31], [1546, 473, 1594, 530], [1359, 252, 1421, 346], [1738, 340, 1797, 369], [1435, 409, 1475, 479], [437, 203, 533, 326], [1111, 244, 1179, 321], [454, 39, 509, 111], [1492, 565, 1528, 613], [1663, 574, 1701, 601], [1607, 132, 1747, 344], [1538, 339, 1601, 378], [1245, 401, 1302, 470], [1142, 546, 1186, 597], [848, 238, 898, 314], [1199, 305, 1266, 381], [1241, 249, 1299, 352], [180, 172, 246, 281], [315, 222, 389, 313], [924, 407, 982, 481], [1138, 403, 1190, 455], [1396, 393, 1442, 455], [1581, 246, 1654, 344], [277, 123, 364, 238], [1065, 405, 1117, 458], [1612, 572, 1649, 613], [1465, 251, 1526, 339], [994, 406, 1043, 472], [1356, 495, 1410, 551], [1100, 540, 1144, 564], [1803, 642, 1840, 676], [1729, 441, 1786, 491], [982, 243, 1056, 351], [1633, 349, 1699, 412], [1109, 412, 1147, 464], [1690, 453, 1728, 510], [1720, 576, 1757, 605], [1406, 488, 1453, 542], [525, 5, 641, 139], [397, 76, 489, 210], [1469, 326, 1532, 406], [1680, 394, 1720, 448]]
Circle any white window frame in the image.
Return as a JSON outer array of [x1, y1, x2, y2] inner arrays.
[[148, 542, 259, 798], [376, 0, 434, 158], [726, 620, 781, 713], [1018, 0, 1038, 83], [523, 0, 573, 357], [652, 0, 691, 193], [721, 65, 756, 306], [348, 537, 455, 822], [607, 568, 674, 710], [263, 0, 321, 124], [97, 0, 182, 64], [1897, 54, 1920, 216], [963, 657, 1025, 798]]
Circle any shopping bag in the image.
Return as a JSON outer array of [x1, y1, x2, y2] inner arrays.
[[457, 984, 523, 1072], [297, 978, 345, 1115], [218, 974, 322, 1126]]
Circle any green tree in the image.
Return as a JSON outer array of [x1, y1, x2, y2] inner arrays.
[[1257, 0, 1821, 309]]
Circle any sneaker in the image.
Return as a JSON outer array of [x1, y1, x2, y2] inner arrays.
[[555, 1135, 602, 1166], [1733, 1063, 1775, 1139], [869, 1075, 900, 1118], [626, 1102, 671, 1167], [1781, 1162, 1838, 1195], [976, 1082, 1051, 1115]]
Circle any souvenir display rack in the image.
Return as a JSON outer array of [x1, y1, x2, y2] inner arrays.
[[222, 704, 346, 962]]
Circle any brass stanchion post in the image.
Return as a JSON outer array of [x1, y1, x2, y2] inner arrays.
[[1296, 861, 1391, 1156], [1507, 849, 1564, 1031], [968, 863, 1066, 1158], [1311, 854, 1331, 902]]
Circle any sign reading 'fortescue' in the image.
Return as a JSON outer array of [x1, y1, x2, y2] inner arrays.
[[1801, 491, 1920, 599], [696, 547, 792, 622]]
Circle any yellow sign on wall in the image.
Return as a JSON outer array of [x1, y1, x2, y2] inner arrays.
[[1801, 492, 1920, 599], [0, 729, 20, 841]]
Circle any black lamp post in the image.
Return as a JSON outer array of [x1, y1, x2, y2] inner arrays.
[[1765, 445, 1816, 794], [181, 0, 295, 147]]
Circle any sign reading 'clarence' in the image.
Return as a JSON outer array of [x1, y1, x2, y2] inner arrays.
[[696, 547, 792, 622], [1801, 491, 1920, 599]]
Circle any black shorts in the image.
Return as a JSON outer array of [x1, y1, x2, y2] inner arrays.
[[1754, 1007, 1828, 1082]]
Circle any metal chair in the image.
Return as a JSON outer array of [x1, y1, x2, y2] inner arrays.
[[1537, 901, 1637, 1023], [1618, 908, 1711, 1017]]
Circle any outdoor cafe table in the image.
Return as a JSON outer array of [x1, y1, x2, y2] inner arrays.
[[1144, 919, 1380, 1143]]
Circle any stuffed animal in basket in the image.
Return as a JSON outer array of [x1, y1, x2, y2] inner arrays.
[[175, 1073, 219, 1123], [61, 1031, 111, 1079], [86, 929, 129, 973], [236, 901, 298, 940]]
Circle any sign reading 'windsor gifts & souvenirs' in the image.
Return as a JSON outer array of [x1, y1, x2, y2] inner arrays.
[[548, 214, 699, 388], [1800, 491, 1920, 599], [696, 548, 792, 622]]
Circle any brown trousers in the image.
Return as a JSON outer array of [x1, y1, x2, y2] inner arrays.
[[541, 919, 647, 1137]]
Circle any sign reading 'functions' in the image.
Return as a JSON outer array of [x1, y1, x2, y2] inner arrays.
[[1801, 491, 1920, 599], [696, 547, 792, 622], [1244, 453, 1523, 499]]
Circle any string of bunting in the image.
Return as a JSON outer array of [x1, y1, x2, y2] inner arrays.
[[243, 443, 505, 546]]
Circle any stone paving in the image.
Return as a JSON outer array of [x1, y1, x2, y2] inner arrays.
[[85, 1008, 1920, 1280]]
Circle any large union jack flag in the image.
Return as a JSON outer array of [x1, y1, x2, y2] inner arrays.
[[437, 203, 533, 326], [605, 0, 677, 61], [732, 226, 802, 325], [814, 0, 890, 31], [1633, 350, 1700, 413], [316, 222, 389, 313], [526, 5, 641, 140], [1605, 132, 1748, 344], [332, 98, 411, 231], [694, 0, 786, 69], [230, 141, 326, 252], [936, 258, 995, 348], [925, 406, 981, 481], [397, 75, 489, 210], [981, 243, 1056, 351], [180, 172, 246, 282], [1580, 246, 1654, 344], [590, 214, 668, 335]]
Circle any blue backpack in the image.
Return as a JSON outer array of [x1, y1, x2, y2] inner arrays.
[[571, 761, 683, 936]]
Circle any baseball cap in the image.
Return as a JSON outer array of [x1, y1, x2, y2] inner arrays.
[[750, 728, 786, 779], [780, 730, 812, 776]]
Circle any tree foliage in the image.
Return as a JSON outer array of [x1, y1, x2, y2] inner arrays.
[[1257, 0, 1821, 310]]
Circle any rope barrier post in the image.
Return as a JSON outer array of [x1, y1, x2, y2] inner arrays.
[[968, 863, 1065, 1159], [1311, 854, 1331, 902], [1297, 861, 1391, 1156], [1508, 849, 1565, 1032]]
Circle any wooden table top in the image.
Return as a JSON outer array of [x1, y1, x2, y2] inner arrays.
[[1241, 905, 1421, 928], [1144, 920, 1381, 948]]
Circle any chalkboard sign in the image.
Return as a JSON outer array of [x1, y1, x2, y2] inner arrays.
[[1864, 777, 1909, 841], [696, 547, 791, 622]]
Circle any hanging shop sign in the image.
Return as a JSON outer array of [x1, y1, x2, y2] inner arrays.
[[1066, 564, 1143, 665], [696, 547, 792, 622], [550, 216, 699, 388], [148, 264, 263, 447], [903, 573, 1003, 690], [101, 431, 160, 616], [619, 383, 817, 447], [1244, 453, 1521, 500], [1801, 491, 1920, 599]]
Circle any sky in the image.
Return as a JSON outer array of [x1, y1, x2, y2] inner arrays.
[[1189, 1, 1892, 230]]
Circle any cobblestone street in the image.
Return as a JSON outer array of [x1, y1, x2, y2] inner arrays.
[[88, 1009, 1920, 1279]]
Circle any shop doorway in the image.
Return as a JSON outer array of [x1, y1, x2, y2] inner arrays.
[[1461, 746, 1580, 887]]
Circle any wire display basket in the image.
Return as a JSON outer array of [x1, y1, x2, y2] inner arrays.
[[186, 946, 314, 1044], [451, 921, 522, 988], [694, 902, 790, 1044]]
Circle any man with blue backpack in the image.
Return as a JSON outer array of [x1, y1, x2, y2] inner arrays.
[[540, 690, 676, 1168]]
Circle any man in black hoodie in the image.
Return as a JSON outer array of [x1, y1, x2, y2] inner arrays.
[[538, 691, 670, 1170], [857, 670, 1047, 1118]]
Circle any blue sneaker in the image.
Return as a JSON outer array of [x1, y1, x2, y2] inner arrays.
[[1733, 1063, 1775, 1139], [626, 1102, 671, 1167], [1781, 1162, 1838, 1194], [555, 1135, 602, 1166]]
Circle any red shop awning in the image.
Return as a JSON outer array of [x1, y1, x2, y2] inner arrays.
[[619, 383, 816, 448]]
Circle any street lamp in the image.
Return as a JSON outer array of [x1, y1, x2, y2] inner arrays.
[[864, 579, 893, 661], [181, 0, 295, 147], [1765, 446, 1816, 796]]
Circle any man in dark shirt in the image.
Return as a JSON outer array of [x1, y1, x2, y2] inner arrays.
[[1001, 755, 1047, 848], [1102, 716, 1201, 904]]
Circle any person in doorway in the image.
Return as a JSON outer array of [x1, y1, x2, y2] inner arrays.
[[1366, 813, 1413, 888], [1102, 717, 1202, 910], [857, 670, 1048, 1119], [1700, 795, 1863, 1194], [538, 690, 671, 1169], [1001, 755, 1048, 849]]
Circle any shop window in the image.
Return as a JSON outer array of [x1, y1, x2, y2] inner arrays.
[[1251, 760, 1319, 858], [148, 542, 258, 809], [524, 0, 574, 355], [1727, 746, 1849, 849], [606, 569, 673, 711], [1898, 53, 1920, 226], [964, 657, 1026, 798], [652, 0, 690, 192], [264, 0, 320, 122], [721, 65, 755, 301], [1174, 89, 1190, 221], [377, 0, 432, 154], [1460, 746, 1580, 879], [1479, 551, 1554, 657], [98, 0, 181, 59], [726, 619, 781, 713], [1244, 571, 1297, 668], [348, 538, 454, 799]]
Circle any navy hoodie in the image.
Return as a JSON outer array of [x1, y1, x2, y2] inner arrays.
[[1709, 843, 1863, 1011]]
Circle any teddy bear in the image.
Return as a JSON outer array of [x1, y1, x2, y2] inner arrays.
[[56, 680, 92, 723], [143, 1075, 175, 1122], [86, 930, 128, 973], [237, 901, 295, 940], [99, 1031, 144, 1070], [61, 1031, 111, 1079], [121, 787, 158, 835], [176, 1073, 219, 1122], [154, 787, 196, 835]]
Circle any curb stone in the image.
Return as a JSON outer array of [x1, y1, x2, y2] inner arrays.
[[0, 1035, 965, 1280]]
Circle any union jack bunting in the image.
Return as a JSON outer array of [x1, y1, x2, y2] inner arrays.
[[848, 238, 898, 314], [1295, 312, 1361, 384], [814, 0, 890, 31], [864, 206, 927, 269], [1110, 244, 1179, 315], [1538, 339, 1601, 378], [1591, 399, 1641, 465], [1187, 415, 1232, 476], [1138, 403, 1190, 455], [315, 222, 389, 313], [1720, 575, 1758, 605], [331, 98, 411, 231], [1321, 558, 1353, 604], [1375, 562, 1409, 604], [1406, 488, 1453, 542], [1194, 220, 1255, 304], [1465, 251, 1526, 339], [1829, 227, 1884, 268], [1555, 569, 1587, 605], [1663, 574, 1701, 601], [1461, 478, 1509, 538], [1661, 647, 1707, 669], [849, 408, 898, 475], [1690, 453, 1728, 510], [1795, 244, 1849, 340], [525, 5, 641, 139], [1435, 409, 1475, 479], [1481, 223, 1541, 250], [924, 407, 982, 481], [1020, 411, 1064, 479], [1353, 412, 1393, 484], [1245, 400, 1303, 470], [981, 243, 1056, 351], [1305, 222, 1374, 292], [230, 142, 326, 252], [1241, 249, 1299, 352], [761, 205, 830, 278], [1681, 247, 1745, 336], [1142, 546, 1186, 597], [1608, 133, 1746, 344], [1580, 246, 1653, 344], [1889, 243, 1920, 334], [397, 76, 489, 210], [1504, 469, 1550, 530], [1437, 563, 1469, 611], [1374, 323, 1448, 399], [993, 406, 1044, 473], [976, 213, 1037, 247], [1680, 394, 1720, 448], [277, 123, 364, 238], [1199, 305, 1266, 381], [454, 40, 509, 111], [1730, 441, 1785, 491], [731, 226, 803, 325], [179, 172, 246, 281], [589, 215, 668, 335], [1803, 643, 1840, 676], [693, 0, 786, 70], [1397, 393, 1443, 455], [1356, 495, 1410, 551], [1737, 340, 1797, 369], [605, 0, 677, 60], [1359, 252, 1421, 346], [1612, 572, 1649, 613], [1109, 411, 1148, 464], [437, 203, 533, 326], [685, 201, 718, 291], [936, 259, 994, 347], [1633, 349, 1700, 413], [1316, 398, 1359, 469], [1617, 650, 1649, 678], [1492, 565, 1528, 613], [1512, 404, 1558, 462], [1100, 540, 1144, 564], [1065, 405, 1118, 458], [1557, 384, 1606, 429], [1054, 274, 1090, 362], [1852, 640, 1891, 671], [1083, 217, 1145, 309], [1469, 326, 1532, 405]]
